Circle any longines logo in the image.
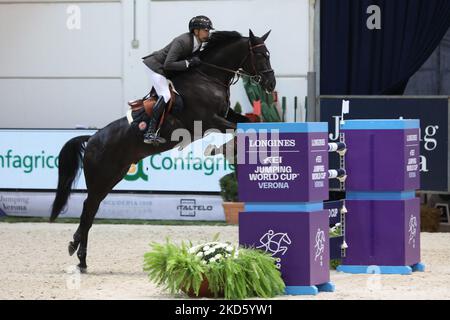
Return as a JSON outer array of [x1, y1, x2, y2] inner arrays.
[[178, 199, 213, 217]]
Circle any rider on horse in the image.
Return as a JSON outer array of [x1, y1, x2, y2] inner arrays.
[[141, 15, 214, 145]]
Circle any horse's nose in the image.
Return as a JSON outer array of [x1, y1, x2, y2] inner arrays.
[[268, 79, 276, 92]]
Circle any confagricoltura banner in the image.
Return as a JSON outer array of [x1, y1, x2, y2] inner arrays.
[[0, 129, 234, 192]]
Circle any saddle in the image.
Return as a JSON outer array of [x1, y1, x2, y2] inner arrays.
[[126, 82, 183, 128]]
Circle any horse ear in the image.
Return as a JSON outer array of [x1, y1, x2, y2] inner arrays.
[[261, 30, 271, 42], [249, 29, 255, 41]]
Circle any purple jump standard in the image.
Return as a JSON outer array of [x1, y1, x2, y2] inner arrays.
[[236, 122, 334, 295], [338, 120, 425, 274], [239, 204, 334, 295]]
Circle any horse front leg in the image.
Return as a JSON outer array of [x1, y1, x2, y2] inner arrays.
[[225, 107, 251, 124], [203, 114, 236, 159], [210, 114, 237, 131], [203, 113, 236, 159]]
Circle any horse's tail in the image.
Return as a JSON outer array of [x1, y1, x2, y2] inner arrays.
[[50, 135, 91, 222]]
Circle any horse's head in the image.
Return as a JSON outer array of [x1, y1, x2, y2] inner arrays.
[[243, 29, 276, 93], [198, 30, 276, 92]]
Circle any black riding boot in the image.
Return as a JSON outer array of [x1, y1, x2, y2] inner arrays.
[[143, 96, 167, 145]]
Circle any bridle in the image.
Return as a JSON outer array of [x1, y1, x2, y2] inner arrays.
[[199, 41, 274, 86], [247, 42, 274, 83]]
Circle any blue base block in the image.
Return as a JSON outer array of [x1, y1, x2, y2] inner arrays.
[[337, 262, 425, 275], [285, 282, 335, 295], [412, 262, 426, 272]]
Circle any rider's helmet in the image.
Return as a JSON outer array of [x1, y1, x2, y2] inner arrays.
[[189, 16, 214, 33]]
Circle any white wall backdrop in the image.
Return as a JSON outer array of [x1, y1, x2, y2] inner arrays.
[[0, 0, 309, 128], [148, 0, 308, 120], [0, 0, 124, 128]]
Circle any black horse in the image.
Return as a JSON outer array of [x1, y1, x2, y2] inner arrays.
[[50, 30, 276, 271]]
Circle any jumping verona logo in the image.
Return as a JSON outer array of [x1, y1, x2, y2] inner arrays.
[[314, 228, 326, 266], [408, 214, 418, 248], [256, 230, 292, 269]]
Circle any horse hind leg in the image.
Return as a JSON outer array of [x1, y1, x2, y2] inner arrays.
[[75, 195, 102, 272], [68, 228, 81, 256], [74, 166, 131, 272]]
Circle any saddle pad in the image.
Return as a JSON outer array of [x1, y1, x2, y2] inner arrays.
[[126, 81, 182, 125]]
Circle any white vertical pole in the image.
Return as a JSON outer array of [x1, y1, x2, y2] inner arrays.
[[309, 0, 316, 74], [122, 0, 151, 114], [306, 0, 317, 121]]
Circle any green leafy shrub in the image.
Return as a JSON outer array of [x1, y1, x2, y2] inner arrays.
[[330, 259, 341, 270], [143, 236, 285, 299], [233, 101, 243, 114], [219, 172, 238, 202], [329, 222, 342, 238]]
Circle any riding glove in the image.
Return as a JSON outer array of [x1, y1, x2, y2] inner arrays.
[[188, 56, 202, 68]]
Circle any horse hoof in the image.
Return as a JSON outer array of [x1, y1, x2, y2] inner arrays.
[[68, 241, 79, 256], [143, 136, 166, 146], [158, 137, 167, 144], [77, 264, 88, 274]]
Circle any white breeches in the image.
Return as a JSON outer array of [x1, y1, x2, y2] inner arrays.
[[146, 68, 171, 103]]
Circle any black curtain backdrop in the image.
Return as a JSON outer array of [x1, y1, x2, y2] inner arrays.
[[320, 0, 450, 95]]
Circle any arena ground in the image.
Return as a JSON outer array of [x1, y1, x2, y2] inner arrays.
[[1, 222, 449, 300]]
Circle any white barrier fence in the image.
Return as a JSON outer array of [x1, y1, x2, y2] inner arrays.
[[0, 192, 225, 221], [0, 129, 233, 220]]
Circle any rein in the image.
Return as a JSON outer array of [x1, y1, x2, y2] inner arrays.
[[199, 42, 273, 86], [199, 61, 259, 85]]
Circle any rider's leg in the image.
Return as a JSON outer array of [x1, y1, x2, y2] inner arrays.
[[145, 68, 171, 103], [143, 68, 171, 144], [143, 95, 167, 144]]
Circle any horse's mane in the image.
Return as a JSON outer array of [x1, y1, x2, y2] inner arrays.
[[200, 31, 243, 55]]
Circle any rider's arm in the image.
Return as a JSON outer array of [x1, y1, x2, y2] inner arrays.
[[164, 39, 190, 72]]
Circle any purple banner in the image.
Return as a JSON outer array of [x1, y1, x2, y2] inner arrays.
[[237, 131, 329, 202]]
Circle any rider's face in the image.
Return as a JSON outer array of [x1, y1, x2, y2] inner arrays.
[[195, 29, 210, 42]]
